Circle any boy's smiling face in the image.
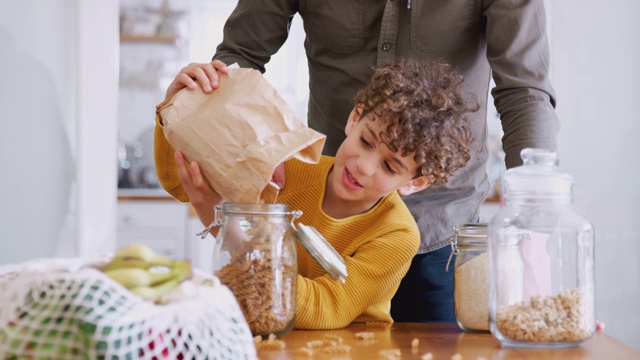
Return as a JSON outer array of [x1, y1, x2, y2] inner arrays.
[[324, 106, 432, 218]]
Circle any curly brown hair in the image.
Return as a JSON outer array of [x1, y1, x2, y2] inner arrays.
[[354, 59, 477, 184]]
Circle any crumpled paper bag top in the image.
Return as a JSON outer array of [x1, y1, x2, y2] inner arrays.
[[155, 67, 326, 204]]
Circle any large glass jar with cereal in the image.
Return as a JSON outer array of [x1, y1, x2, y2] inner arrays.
[[488, 148, 595, 348], [210, 203, 299, 338]]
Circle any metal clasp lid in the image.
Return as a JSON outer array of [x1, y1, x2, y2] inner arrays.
[[445, 223, 488, 272], [196, 205, 303, 239], [292, 222, 348, 284], [196, 205, 224, 239], [445, 226, 461, 273]]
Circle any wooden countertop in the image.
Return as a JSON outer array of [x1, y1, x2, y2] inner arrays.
[[256, 322, 639, 360]]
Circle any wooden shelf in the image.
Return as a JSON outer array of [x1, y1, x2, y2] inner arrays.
[[484, 196, 501, 203], [120, 34, 180, 43]]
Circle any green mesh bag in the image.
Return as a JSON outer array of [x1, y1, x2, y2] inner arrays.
[[0, 257, 257, 359]]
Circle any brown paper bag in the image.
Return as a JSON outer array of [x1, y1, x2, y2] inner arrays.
[[156, 68, 326, 204]]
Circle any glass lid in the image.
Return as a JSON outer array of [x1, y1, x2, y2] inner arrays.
[[504, 148, 573, 196]]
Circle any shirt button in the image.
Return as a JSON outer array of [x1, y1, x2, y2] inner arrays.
[[382, 43, 391, 51]]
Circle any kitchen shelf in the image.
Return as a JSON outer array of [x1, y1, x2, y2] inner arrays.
[[484, 196, 501, 203], [117, 187, 172, 200], [120, 34, 180, 43]]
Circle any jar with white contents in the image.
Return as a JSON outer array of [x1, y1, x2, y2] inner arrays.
[[451, 223, 490, 332]]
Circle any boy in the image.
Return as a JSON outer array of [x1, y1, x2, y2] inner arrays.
[[154, 59, 475, 329]]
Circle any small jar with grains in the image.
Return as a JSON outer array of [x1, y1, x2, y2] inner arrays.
[[450, 223, 490, 332], [204, 203, 347, 338], [488, 148, 595, 348]]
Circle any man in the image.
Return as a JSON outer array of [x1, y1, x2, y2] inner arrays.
[[165, 0, 559, 322]]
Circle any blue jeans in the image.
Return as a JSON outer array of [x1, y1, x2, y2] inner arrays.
[[390, 245, 455, 322]]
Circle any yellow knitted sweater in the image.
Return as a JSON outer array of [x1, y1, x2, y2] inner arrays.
[[154, 118, 420, 329], [280, 156, 420, 329]]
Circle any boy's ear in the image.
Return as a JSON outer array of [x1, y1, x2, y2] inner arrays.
[[345, 103, 364, 136], [397, 176, 432, 196]]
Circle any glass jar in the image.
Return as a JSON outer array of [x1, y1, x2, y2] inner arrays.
[[203, 203, 347, 338], [451, 224, 490, 332], [210, 203, 299, 338], [488, 148, 595, 348]]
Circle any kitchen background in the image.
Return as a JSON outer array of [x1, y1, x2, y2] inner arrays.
[[1, 0, 638, 349]]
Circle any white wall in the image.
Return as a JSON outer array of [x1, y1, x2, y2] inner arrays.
[[0, 1, 78, 261], [0, 0, 118, 262], [547, 0, 640, 349], [76, 1, 120, 256]]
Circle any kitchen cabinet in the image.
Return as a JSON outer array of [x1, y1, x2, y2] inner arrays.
[[117, 192, 215, 273], [186, 216, 215, 274], [117, 196, 188, 259]]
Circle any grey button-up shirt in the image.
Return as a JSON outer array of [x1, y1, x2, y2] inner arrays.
[[214, 0, 559, 253]]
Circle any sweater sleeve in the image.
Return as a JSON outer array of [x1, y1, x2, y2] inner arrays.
[[213, 0, 298, 72], [153, 114, 189, 202], [484, 0, 560, 168], [294, 222, 419, 329]]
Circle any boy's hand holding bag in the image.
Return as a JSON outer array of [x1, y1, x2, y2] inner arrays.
[[154, 67, 326, 204]]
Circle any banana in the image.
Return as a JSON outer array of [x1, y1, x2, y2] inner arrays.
[[128, 285, 158, 302], [112, 244, 174, 266], [129, 276, 182, 304], [101, 244, 194, 304], [102, 257, 155, 272], [104, 268, 178, 289], [172, 260, 193, 281]]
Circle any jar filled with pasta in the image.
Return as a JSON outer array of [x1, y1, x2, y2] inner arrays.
[[208, 203, 298, 338], [207, 203, 347, 338]]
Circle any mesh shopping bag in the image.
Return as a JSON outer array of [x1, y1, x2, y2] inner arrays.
[[0, 257, 257, 359]]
